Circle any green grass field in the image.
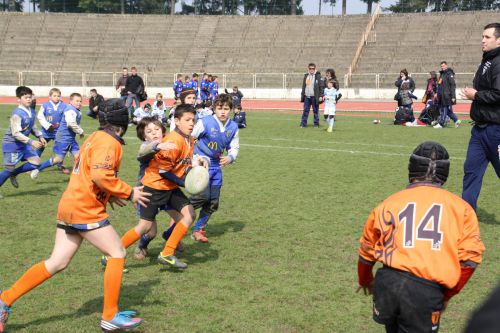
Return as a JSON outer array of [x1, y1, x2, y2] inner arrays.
[[0, 105, 499, 333]]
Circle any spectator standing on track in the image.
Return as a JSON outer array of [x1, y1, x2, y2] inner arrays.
[[124, 67, 144, 119], [394, 69, 415, 107], [461, 22, 500, 211], [300, 63, 324, 128], [115, 67, 128, 102], [434, 61, 460, 129]]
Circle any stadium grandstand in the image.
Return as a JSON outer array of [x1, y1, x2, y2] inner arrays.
[[0, 10, 497, 93]]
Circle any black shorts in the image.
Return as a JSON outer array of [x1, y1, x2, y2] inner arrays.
[[373, 266, 445, 333], [57, 219, 111, 234], [140, 186, 190, 222]]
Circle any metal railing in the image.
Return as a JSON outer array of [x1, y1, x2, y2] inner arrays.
[[0, 70, 476, 91]]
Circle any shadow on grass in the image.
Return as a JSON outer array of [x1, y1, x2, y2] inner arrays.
[[477, 208, 500, 225], [7, 278, 161, 331], [208, 219, 245, 238], [6, 186, 60, 197]]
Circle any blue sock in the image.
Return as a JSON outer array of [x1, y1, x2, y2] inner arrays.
[[37, 158, 54, 172], [194, 211, 211, 231], [161, 223, 176, 241], [138, 234, 152, 249], [0, 169, 13, 186], [11, 162, 39, 176]]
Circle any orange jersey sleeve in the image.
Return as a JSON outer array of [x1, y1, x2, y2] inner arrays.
[[141, 130, 194, 190], [57, 130, 132, 224], [358, 183, 485, 289]]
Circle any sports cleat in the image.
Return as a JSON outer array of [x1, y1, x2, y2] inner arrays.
[[30, 169, 39, 180], [100, 311, 143, 332], [455, 119, 462, 128], [0, 292, 11, 333], [157, 254, 187, 269], [191, 230, 208, 243], [433, 123, 443, 129], [327, 127, 333, 133], [100, 256, 129, 273], [9, 176, 18, 188], [133, 246, 147, 261]]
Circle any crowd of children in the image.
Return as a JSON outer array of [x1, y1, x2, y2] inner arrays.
[[0, 84, 243, 332]]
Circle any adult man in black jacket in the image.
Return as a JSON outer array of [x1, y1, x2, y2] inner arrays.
[[125, 66, 144, 117], [87, 89, 104, 119], [300, 63, 324, 128], [461, 23, 500, 210], [434, 61, 460, 128]]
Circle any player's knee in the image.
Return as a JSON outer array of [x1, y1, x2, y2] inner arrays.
[[45, 257, 71, 273], [205, 199, 219, 215], [182, 205, 196, 224], [108, 246, 127, 259]]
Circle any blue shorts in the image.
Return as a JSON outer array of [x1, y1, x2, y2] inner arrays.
[[208, 166, 223, 186], [53, 140, 80, 157], [3, 145, 39, 166]]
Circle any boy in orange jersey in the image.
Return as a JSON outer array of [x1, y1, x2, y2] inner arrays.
[[0, 99, 151, 333], [357, 141, 485, 333], [119, 104, 206, 269]]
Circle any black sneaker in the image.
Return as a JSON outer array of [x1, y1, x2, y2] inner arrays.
[[9, 176, 18, 188]]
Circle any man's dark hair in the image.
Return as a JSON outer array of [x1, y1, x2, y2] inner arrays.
[[16, 86, 33, 98], [174, 104, 196, 119], [484, 23, 500, 38], [440, 61, 447, 65], [90, 89, 97, 93], [308, 63, 316, 68]]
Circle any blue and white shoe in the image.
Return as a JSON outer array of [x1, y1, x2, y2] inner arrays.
[[0, 292, 11, 333], [100, 311, 143, 331]]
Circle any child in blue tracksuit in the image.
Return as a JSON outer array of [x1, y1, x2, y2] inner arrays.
[[173, 74, 184, 98], [210, 76, 219, 103], [233, 106, 247, 128], [0, 86, 46, 193], [200, 73, 211, 103], [31, 93, 84, 179], [190, 94, 239, 243]]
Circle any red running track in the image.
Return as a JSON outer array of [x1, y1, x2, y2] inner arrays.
[[0, 96, 471, 115]]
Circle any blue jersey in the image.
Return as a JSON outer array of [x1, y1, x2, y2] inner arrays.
[[56, 104, 82, 144], [183, 81, 193, 90], [193, 115, 239, 167], [2, 106, 37, 153], [173, 80, 183, 96], [200, 80, 210, 100], [190, 79, 199, 98], [38, 101, 66, 139], [210, 82, 219, 100]]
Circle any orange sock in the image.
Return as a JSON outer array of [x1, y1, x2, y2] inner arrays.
[[161, 222, 188, 257], [121, 229, 141, 249], [102, 258, 124, 321], [0, 262, 52, 306]]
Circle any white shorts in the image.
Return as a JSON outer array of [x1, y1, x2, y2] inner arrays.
[[324, 104, 336, 116]]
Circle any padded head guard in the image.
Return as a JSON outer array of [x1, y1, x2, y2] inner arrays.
[[408, 141, 450, 185], [98, 98, 129, 135]]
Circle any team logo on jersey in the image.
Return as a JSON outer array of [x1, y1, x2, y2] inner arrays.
[[210, 128, 219, 137], [226, 130, 233, 137], [208, 141, 218, 150]]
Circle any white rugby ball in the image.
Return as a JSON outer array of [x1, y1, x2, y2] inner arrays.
[[373, 119, 381, 124], [185, 166, 209, 195]]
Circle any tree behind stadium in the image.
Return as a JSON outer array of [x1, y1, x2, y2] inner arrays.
[[389, 0, 500, 12]]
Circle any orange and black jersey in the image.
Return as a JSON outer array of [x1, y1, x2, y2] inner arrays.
[[359, 182, 485, 289], [57, 130, 132, 224], [141, 129, 194, 191]]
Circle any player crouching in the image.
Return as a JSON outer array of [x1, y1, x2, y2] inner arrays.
[[0, 99, 151, 332], [357, 141, 485, 333]]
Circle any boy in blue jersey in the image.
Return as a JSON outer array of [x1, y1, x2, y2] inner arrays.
[[210, 76, 219, 103], [0, 86, 46, 194], [190, 73, 199, 101], [182, 75, 192, 90], [190, 94, 240, 242], [31, 93, 84, 179], [36, 88, 69, 174], [173, 74, 184, 98], [200, 73, 210, 103]]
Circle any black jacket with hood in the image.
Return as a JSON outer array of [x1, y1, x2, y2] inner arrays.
[[471, 46, 500, 126]]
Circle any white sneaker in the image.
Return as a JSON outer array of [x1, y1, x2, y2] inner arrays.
[[455, 120, 462, 128], [433, 124, 443, 129], [30, 169, 39, 180]]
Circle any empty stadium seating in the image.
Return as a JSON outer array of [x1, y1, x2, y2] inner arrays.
[[0, 10, 497, 89]]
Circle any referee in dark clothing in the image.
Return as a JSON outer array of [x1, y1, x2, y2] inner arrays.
[[461, 22, 500, 211]]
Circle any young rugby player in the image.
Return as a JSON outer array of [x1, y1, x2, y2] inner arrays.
[[357, 141, 485, 333], [120, 104, 206, 269], [190, 94, 239, 243], [31, 93, 84, 179], [36, 87, 69, 174], [200, 73, 210, 103], [173, 74, 184, 98], [0, 98, 151, 332], [0, 86, 46, 193], [323, 80, 340, 133]]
